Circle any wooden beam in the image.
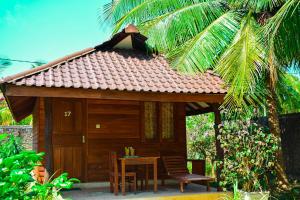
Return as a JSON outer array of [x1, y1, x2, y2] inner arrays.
[[5, 96, 36, 122], [5, 84, 225, 103], [44, 98, 53, 175], [186, 106, 214, 116]]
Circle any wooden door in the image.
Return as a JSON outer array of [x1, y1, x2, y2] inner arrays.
[[52, 98, 85, 181], [86, 100, 141, 181]]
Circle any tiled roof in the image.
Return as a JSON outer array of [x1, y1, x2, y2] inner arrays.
[[2, 48, 226, 94]]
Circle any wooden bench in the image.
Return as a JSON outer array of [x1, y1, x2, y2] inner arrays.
[[162, 156, 214, 192]]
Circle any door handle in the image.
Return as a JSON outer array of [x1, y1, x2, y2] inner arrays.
[[82, 135, 85, 144]]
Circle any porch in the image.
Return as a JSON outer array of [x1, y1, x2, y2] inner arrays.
[[62, 181, 228, 200]]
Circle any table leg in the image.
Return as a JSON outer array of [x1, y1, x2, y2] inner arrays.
[[145, 165, 149, 190], [153, 159, 158, 192], [121, 160, 126, 195], [114, 172, 118, 195]]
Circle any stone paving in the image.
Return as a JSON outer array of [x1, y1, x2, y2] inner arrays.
[[62, 181, 218, 200]]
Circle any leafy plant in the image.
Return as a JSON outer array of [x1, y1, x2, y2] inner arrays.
[[218, 119, 279, 192], [271, 181, 300, 200], [0, 133, 78, 199], [220, 180, 242, 200], [186, 113, 216, 176], [0, 100, 32, 125], [29, 173, 79, 200]]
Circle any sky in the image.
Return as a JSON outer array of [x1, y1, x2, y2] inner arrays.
[[0, 0, 111, 77]]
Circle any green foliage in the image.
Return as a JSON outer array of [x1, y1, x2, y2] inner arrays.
[[264, 0, 300, 67], [0, 134, 78, 200], [218, 118, 279, 192], [186, 113, 216, 176], [186, 114, 215, 160], [0, 100, 32, 125], [272, 185, 300, 200], [220, 180, 242, 200], [29, 173, 79, 200], [276, 72, 300, 114], [216, 13, 267, 111]]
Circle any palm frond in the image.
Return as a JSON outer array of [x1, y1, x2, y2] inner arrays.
[[276, 71, 300, 114], [215, 13, 267, 112], [103, 0, 145, 22], [108, 0, 199, 33], [165, 11, 241, 73], [264, 0, 300, 66], [228, 0, 285, 13], [140, 0, 228, 51]]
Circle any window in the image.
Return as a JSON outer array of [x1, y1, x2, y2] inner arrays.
[[161, 103, 174, 140], [144, 102, 157, 140]]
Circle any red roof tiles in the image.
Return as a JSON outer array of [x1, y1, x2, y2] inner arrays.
[[1, 25, 226, 95], [4, 49, 226, 93], [2, 48, 226, 94]]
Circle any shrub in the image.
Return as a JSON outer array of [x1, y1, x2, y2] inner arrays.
[[0, 133, 78, 199], [218, 119, 279, 192], [186, 114, 216, 176]]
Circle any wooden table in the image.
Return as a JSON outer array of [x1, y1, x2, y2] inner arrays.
[[119, 156, 159, 195]]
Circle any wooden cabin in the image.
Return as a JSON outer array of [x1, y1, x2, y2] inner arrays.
[[0, 25, 226, 182]]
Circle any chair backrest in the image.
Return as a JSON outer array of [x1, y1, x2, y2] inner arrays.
[[162, 156, 189, 176], [109, 151, 118, 175]]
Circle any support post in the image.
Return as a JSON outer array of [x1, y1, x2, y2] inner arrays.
[[44, 98, 53, 175], [213, 104, 224, 191]]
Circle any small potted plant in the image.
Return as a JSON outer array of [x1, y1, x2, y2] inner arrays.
[[218, 118, 279, 200]]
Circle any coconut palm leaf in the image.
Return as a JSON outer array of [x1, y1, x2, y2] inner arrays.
[[215, 14, 266, 111], [228, 0, 285, 13], [276, 72, 300, 114], [166, 11, 241, 73], [264, 0, 300, 68], [262, 0, 300, 90], [104, 0, 145, 22], [107, 0, 201, 33], [140, 0, 228, 51]]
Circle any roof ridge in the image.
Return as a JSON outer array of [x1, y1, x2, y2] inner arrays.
[[1, 47, 95, 84]]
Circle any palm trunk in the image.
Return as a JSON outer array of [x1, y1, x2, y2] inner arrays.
[[266, 80, 290, 190]]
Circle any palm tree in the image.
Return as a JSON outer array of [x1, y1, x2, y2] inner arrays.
[[103, 0, 300, 188]]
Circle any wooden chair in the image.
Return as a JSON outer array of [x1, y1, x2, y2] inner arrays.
[[162, 156, 214, 192], [108, 152, 137, 195]]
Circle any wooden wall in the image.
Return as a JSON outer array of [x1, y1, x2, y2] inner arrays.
[[32, 97, 45, 153], [33, 97, 187, 182]]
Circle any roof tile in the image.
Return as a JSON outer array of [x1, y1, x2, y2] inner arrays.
[[5, 48, 226, 94]]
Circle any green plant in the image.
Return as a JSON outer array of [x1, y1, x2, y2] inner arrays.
[[0, 133, 78, 199], [186, 114, 216, 176], [0, 100, 32, 125], [218, 119, 279, 192], [271, 184, 300, 200], [29, 173, 79, 200], [220, 180, 242, 200]]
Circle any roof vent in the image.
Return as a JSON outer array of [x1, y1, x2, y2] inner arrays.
[[124, 24, 139, 33], [113, 24, 139, 49], [95, 24, 147, 51]]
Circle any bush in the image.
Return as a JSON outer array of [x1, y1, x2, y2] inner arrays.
[[186, 114, 216, 176], [218, 119, 279, 192], [0, 133, 78, 199]]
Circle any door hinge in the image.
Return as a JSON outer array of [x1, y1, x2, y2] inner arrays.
[[82, 135, 85, 144]]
